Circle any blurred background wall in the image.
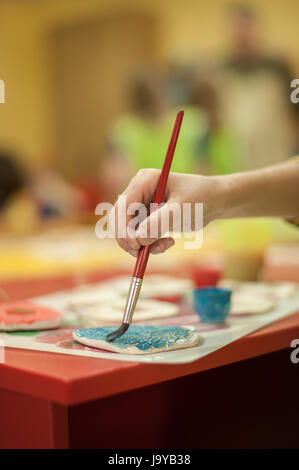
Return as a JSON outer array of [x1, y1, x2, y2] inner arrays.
[[0, 0, 298, 173]]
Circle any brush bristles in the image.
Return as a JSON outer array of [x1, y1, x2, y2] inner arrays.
[[106, 322, 130, 342]]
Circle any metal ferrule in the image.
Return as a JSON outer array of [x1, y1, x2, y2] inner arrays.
[[122, 276, 143, 325]]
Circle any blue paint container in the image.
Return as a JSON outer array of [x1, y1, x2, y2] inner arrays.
[[193, 287, 232, 324]]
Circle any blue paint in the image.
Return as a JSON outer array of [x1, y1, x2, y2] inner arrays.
[[193, 287, 231, 324], [74, 325, 196, 351]]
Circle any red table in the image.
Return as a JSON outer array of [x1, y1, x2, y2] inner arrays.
[[0, 274, 299, 449]]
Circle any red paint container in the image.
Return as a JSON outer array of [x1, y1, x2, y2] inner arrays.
[[191, 266, 222, 288]]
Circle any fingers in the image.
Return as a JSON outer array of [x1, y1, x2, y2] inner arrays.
[[150, 237, 175, 254], [111, 169, 179, 257], [113, 169, 162, 256], [116, 201, 178, 256], [124, 168, 161, 203], [116, 237, 140, 257], [117, 237, 175, 257], [108, 204, 141, 255], [135, 201, 177, 246]]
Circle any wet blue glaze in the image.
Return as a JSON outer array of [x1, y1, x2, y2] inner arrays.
[[74, 325, 195, 351]]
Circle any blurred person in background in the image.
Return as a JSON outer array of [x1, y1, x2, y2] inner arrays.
[[161, 62, 241, 176], [0, 150, 86, 231], [221, 3, 298, 170], [0, 151, 40, 231], [190, 78, 240, 175], [162, 61, 198, 108], [0, 152, 25, 210], [100, 71, 205, 201]]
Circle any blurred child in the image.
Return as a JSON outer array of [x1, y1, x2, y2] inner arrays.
[[101, 71, 205, 201], [191, 78, 240, 175], [0, 150, 86, 231]]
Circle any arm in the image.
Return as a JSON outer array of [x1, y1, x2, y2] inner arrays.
[[216, 160, 299, 221]]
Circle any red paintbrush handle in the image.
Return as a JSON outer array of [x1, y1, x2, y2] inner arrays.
[[133, 245, 151, 279], [133, 110, 184, 279]]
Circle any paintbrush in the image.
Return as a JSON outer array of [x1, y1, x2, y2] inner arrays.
[[106, 110, 184, 342]]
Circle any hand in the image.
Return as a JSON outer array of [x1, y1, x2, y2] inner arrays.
[[112, 169, 222, 257], [111, 160, 299, 257]]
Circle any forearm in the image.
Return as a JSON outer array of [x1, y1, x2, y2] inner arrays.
[[213, 161, 299, 221]]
